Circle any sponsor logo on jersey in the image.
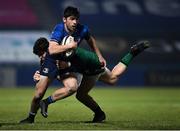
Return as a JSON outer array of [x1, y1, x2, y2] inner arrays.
[[43, 68, 49, 74]]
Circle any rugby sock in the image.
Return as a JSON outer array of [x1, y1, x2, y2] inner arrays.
[[44, 96, 55, 105], [120, 53, 133, 66]]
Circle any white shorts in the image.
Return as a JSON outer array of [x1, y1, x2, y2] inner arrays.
[[74, 72, 83, 87]]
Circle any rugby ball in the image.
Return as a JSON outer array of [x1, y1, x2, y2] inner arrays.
[[61, 35, 75, 57]]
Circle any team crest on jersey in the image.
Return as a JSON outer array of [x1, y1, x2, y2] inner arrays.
[[43, 68, 49, 74]]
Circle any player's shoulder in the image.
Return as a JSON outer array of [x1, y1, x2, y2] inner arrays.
[[77, 24, 89, 33], [78, 23, 89, 29], [54, 22, 64, 30]]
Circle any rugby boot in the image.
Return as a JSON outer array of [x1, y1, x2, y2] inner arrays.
[[19, 117, 34, 124], [92, 111, 106, 123], [130, 40, 150, 56], [39, 100, 48, 118]]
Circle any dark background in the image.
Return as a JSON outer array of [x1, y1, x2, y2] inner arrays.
[[0, 0, 180, 87]]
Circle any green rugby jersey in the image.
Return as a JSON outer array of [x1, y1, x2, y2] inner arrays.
[[70, 48, 105, 75]]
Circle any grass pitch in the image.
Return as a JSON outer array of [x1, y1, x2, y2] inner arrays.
[[0, 87, 180, 130]]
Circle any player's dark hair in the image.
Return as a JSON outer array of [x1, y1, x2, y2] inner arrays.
[[63, 6, 80, 19], [33, 37, 49, 56]]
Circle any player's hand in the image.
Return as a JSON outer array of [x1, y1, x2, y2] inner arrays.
[[67, 37, 77, 49], [68, 41, 77, 49], [33, 71, 40, 82], [56, 60, 71, 69], [98, 56, 106, 67]]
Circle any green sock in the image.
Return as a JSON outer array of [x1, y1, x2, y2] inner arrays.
[[120, 53, 133, 66]]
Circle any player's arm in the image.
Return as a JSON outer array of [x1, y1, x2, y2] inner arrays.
[[86, 35, 106, 66], [48, 40, 77, 55], [49, 24, 77, 55]]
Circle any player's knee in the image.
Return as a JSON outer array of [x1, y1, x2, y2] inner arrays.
[[34, 89, 44, 100], [100, 73, 118, 85], [34, 93, 43, 100], [33, 95, 42, 103], [106, 77, 118, 85], [66, 83, 78, 94]]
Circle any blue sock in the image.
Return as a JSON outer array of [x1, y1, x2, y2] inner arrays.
[[44, 96, 55, 105]]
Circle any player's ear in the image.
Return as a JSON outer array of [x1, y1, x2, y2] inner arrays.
[[63, 17, 66, 23]]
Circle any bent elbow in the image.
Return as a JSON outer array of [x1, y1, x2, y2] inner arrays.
[[48, 41, 58, 55], [48, 46, 55, 55]]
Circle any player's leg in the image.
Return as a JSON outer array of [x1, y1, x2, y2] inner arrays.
[[99, 40, 150, 84], [19, 76, 51, 123], [98, 65, 126, 85], [39, 73, 82, 118], [20, 54, 58, 123], [53, 74, 79, 99], [76, 75, 106, 122]]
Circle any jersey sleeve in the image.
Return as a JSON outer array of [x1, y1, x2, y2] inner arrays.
[[50, 24, 64, 43]]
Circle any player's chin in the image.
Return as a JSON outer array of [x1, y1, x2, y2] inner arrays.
[[71, 26, 76, 32]]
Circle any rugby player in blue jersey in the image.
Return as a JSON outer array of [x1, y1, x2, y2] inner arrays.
[[42, 6, 107, 122], [19, 6, 149, 123], [20, 6, 106, 124]]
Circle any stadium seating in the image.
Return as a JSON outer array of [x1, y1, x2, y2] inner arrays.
[[0, 0, 38, 29]]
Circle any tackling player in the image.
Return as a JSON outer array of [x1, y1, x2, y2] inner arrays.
[[42, 6, 107, 122]]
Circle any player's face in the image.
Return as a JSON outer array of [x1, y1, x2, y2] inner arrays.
[[63, 16, 79, 33], [38, 52, 46, 64]]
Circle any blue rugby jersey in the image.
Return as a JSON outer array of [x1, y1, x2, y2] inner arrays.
[[39, 22, 91, 77], [50, 22, 91, 45], [39, 22, 103, 77]]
